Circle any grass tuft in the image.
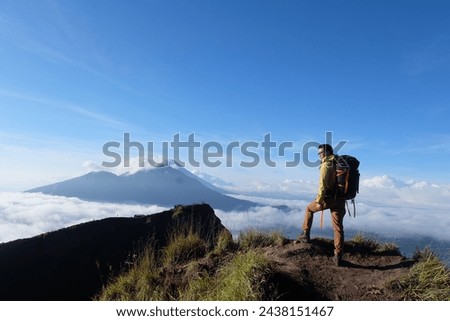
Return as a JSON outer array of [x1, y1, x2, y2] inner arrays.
[[351, 233, 400, 255], [181, 249, 272, 301], [97, 246, 163, 301], [214, 229, 236, 254], [162, 231, 207, 267], [238, 229, 288, 249], [388, 248, 450, 300]]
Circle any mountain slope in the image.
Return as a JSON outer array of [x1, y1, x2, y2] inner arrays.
[[0, 204, 225, 300], [26, 166, 258, 211]]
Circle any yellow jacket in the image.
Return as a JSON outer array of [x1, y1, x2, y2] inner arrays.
[[315, 155, 336, 204]]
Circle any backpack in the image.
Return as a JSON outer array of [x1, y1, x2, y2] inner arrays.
[[334, 155, 360, 216]]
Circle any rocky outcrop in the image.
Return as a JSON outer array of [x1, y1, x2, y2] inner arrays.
[[0, 204, 225, 300]]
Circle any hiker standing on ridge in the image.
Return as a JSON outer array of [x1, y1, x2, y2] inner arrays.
[[298, 144, 346, 266]]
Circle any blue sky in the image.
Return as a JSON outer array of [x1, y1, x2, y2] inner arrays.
[[1, 0, 450, 190]]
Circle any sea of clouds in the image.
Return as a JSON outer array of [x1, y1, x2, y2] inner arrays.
[[1, 174, 449, 261], [0, 193, 167, 243], [216, 175, 450, 241]]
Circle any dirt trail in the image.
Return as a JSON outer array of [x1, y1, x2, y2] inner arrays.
[[263, 238, 414, 300]]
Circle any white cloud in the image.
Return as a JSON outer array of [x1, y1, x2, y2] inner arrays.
[[360, 175, 407, 189], [86, 155, 173, 176], [0, 192, 167, 243], [216, 206, 304, 234], [191, 169, 235, 187], [359, 175, 450, 206], [222, 178, 317, 200]]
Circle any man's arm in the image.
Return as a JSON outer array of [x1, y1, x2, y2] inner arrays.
[[315, 163, 327, 204], [315, 157, 335, 204]]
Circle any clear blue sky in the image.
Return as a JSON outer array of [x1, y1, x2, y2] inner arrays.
[[0, 0, 449, 190]]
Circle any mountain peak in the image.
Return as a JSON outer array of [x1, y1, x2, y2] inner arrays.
[[26, 164, 259, 211], [118, 159, 184, 176]]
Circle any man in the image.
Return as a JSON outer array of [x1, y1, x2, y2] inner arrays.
[[298, 144, 346, 266]]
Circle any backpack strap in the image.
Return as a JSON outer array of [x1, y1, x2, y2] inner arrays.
[[346, 199, 357, 217], [320, 209, 324, 229]]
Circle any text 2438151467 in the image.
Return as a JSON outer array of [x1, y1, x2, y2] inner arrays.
[[258, 306, 334, 317]]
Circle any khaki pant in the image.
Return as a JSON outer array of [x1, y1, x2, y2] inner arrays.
[[302, 198, 346, 255]]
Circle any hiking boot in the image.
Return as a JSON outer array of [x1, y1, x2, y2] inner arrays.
[[297, 231, 310, 243], [334, 254, 343, 267]]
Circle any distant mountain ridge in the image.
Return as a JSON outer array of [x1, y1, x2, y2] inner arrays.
[[26, 165, 259, 211]]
